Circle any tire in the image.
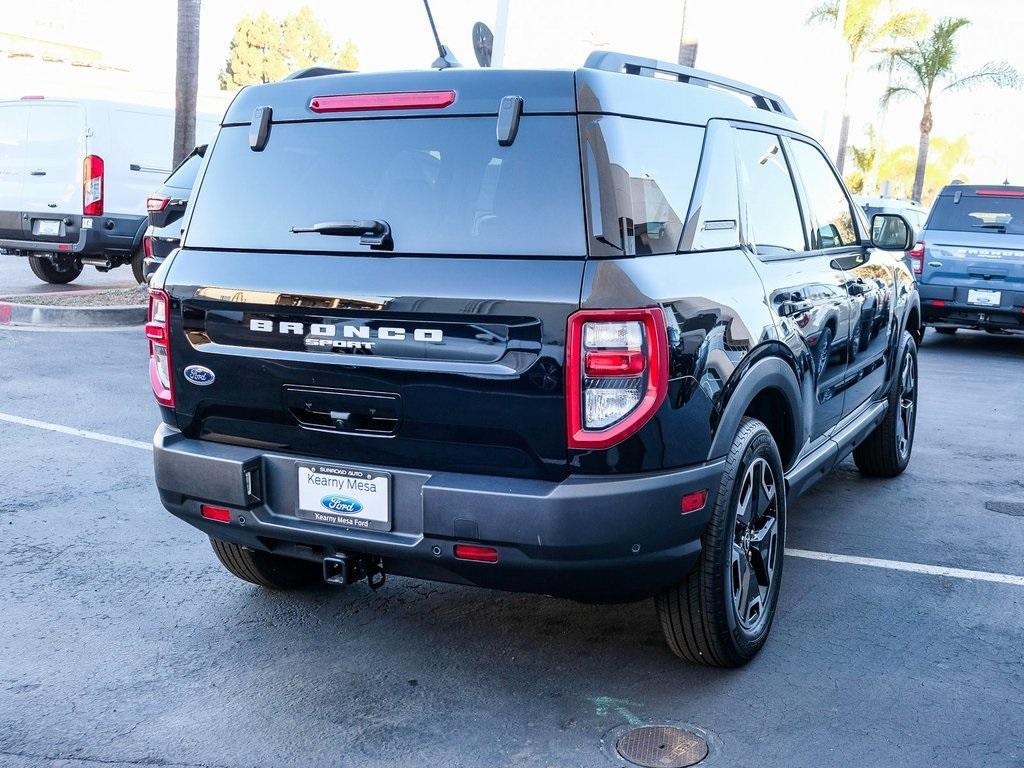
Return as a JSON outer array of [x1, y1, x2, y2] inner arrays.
[[28, 255, 82, 284], [936, 327, 957, 336], [130, 246, 146, 284], [853, 331, 918, 478], [655, 417, 786, 667], [209, 537, 321, 589]]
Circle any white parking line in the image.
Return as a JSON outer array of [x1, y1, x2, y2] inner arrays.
[[3, 410, 1023, 589], [0, 411, 152, 452], [786, 548, 1024, 587]]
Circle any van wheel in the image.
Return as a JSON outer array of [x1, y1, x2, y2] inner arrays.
[[854, 331, 918, 477], [28, 255, 82, 284], [655, 417, 786, 667], [130, 246, 146, 284], [210, 537, 321, 589]]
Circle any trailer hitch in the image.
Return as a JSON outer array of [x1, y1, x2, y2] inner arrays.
[[322, 554, 387, 590]]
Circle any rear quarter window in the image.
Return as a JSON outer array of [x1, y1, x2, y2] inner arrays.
[[185, 116, 586, 257], [581, 116, 704, 257]]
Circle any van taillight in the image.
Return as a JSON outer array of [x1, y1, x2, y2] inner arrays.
[[83, 155, 104, 216], [146, 289, 174, 406], [908, 242, 925, 275], [566, 308, 668, 450]]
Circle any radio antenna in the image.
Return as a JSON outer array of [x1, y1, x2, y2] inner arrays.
[[422, 0, 461, 70]]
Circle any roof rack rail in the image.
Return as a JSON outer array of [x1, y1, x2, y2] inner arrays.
[[284, 66, 356, 81], [583, 50, 796, 119]]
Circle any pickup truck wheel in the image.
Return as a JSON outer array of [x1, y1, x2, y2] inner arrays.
[[853, 331, 918, 477], [209, 537, 321, 589], [655, 417, 786, 667], [28, 255, 82, 284]]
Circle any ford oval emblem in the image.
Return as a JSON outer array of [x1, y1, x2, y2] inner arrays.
[[321, 495, 363, 515], [183, 365, 216, 386]]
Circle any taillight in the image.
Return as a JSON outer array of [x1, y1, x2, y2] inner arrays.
[[143, 235, 154, 259], [309, 90, 456, 113], [147, 289, 174, 406], [83, 155, 104, 216], [146, 195, 169, 212], [908, 241, 925, 275], [566, 308, 668, 450]]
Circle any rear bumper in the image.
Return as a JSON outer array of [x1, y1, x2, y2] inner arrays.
[[0, 211, 144, 257], [920, 283, 1024, 333], [153, 424, 723, 602]]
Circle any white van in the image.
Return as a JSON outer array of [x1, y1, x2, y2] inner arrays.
[[0, 97, 216, 284]]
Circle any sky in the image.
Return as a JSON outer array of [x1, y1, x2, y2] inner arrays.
[[4, 0, 1024, 184]]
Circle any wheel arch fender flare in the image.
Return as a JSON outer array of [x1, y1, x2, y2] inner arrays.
[[707, 354, 805, 468]]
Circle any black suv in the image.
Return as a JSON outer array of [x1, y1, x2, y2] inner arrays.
[[148, 52, 921, 667]]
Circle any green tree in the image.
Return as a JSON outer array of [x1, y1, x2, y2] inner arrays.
[[220, 6, 358, 89], [851, 131, 971, 204], [883, 17, 1019, 202], [809, 0, 925, 174]]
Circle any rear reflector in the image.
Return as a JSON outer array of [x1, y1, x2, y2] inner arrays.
[[200, 505, 231, 523], [681, 490, 708, 514], [976, 188, 1024, 197], [309, 90, 456, 113], [453, 544, 498, 563], [930, 299, 946, 307]]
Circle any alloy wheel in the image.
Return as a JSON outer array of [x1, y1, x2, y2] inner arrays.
[[731, 457, 780, 630], [896, 348, 917, 459]]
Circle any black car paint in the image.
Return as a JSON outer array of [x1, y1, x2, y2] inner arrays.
[[151, 64, 919, 601]]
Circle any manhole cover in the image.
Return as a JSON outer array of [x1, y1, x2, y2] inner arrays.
[[616, 725, 708, 768], [985, 501, 1024, 517]]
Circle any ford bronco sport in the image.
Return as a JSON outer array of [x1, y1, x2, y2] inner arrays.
[[149, 52, 921, 667]]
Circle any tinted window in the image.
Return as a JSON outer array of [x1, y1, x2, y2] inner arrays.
[[186, 116, 585, 257], [735, 130, 805, 255], [928, 194, 1024, 234], [165, 149, 204, 191], [582, 116, 703, 256], [789, 140, 858, 248]]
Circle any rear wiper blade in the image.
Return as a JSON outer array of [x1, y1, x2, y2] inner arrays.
[[290, 219, 392, 250], [973, 223, 1008, 231]]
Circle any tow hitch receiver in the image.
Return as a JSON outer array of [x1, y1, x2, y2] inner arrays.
[[323, 554, 387, 590]]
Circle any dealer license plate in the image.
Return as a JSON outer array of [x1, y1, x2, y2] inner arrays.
[[967, 289, 1001, 307], [33, 219, 61, 236], [296, 463, 391, 531]]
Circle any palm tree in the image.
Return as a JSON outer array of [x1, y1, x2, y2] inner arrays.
[[883, 17, 1020, 202], [809, 0, 925, 173], [173, 0, 202, 166]]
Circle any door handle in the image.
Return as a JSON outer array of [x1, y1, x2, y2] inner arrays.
[[29, 170, 46, 176]]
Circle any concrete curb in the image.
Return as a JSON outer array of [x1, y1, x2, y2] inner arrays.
[[0, 301, 146, 328]]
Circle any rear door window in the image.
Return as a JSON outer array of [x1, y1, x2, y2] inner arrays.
[[735, 129, 806, 255], [582, 116, 704, 256], [789, 139, 859, 249], [186, 116, 585, 257], [928, 193, 1024, 234]]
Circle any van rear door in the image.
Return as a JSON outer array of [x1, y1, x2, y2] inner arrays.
[[0, 102, 30, 240], [20, 102, 86, 214]]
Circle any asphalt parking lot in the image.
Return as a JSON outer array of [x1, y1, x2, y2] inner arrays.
[[0, 259, 136, 297], [0, 326, 1022, 768]]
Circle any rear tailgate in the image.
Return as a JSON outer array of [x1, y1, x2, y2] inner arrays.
[[164, 75, 585, 481]]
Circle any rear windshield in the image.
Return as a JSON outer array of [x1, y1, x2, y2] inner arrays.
[[186, 116, 585, 257], [928, 193, 1024, 234]]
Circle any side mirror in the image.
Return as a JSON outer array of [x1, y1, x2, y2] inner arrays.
[[871, 213, 914, 251]]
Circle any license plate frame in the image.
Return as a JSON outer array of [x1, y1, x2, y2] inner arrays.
[[296, 462, 391, 532], [33, 219, 61, 237], [967, 288, 1001, 307]]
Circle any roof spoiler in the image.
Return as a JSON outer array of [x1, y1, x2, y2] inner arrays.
[[284, 66, 356, 81], [584, 50, 796, 119]]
